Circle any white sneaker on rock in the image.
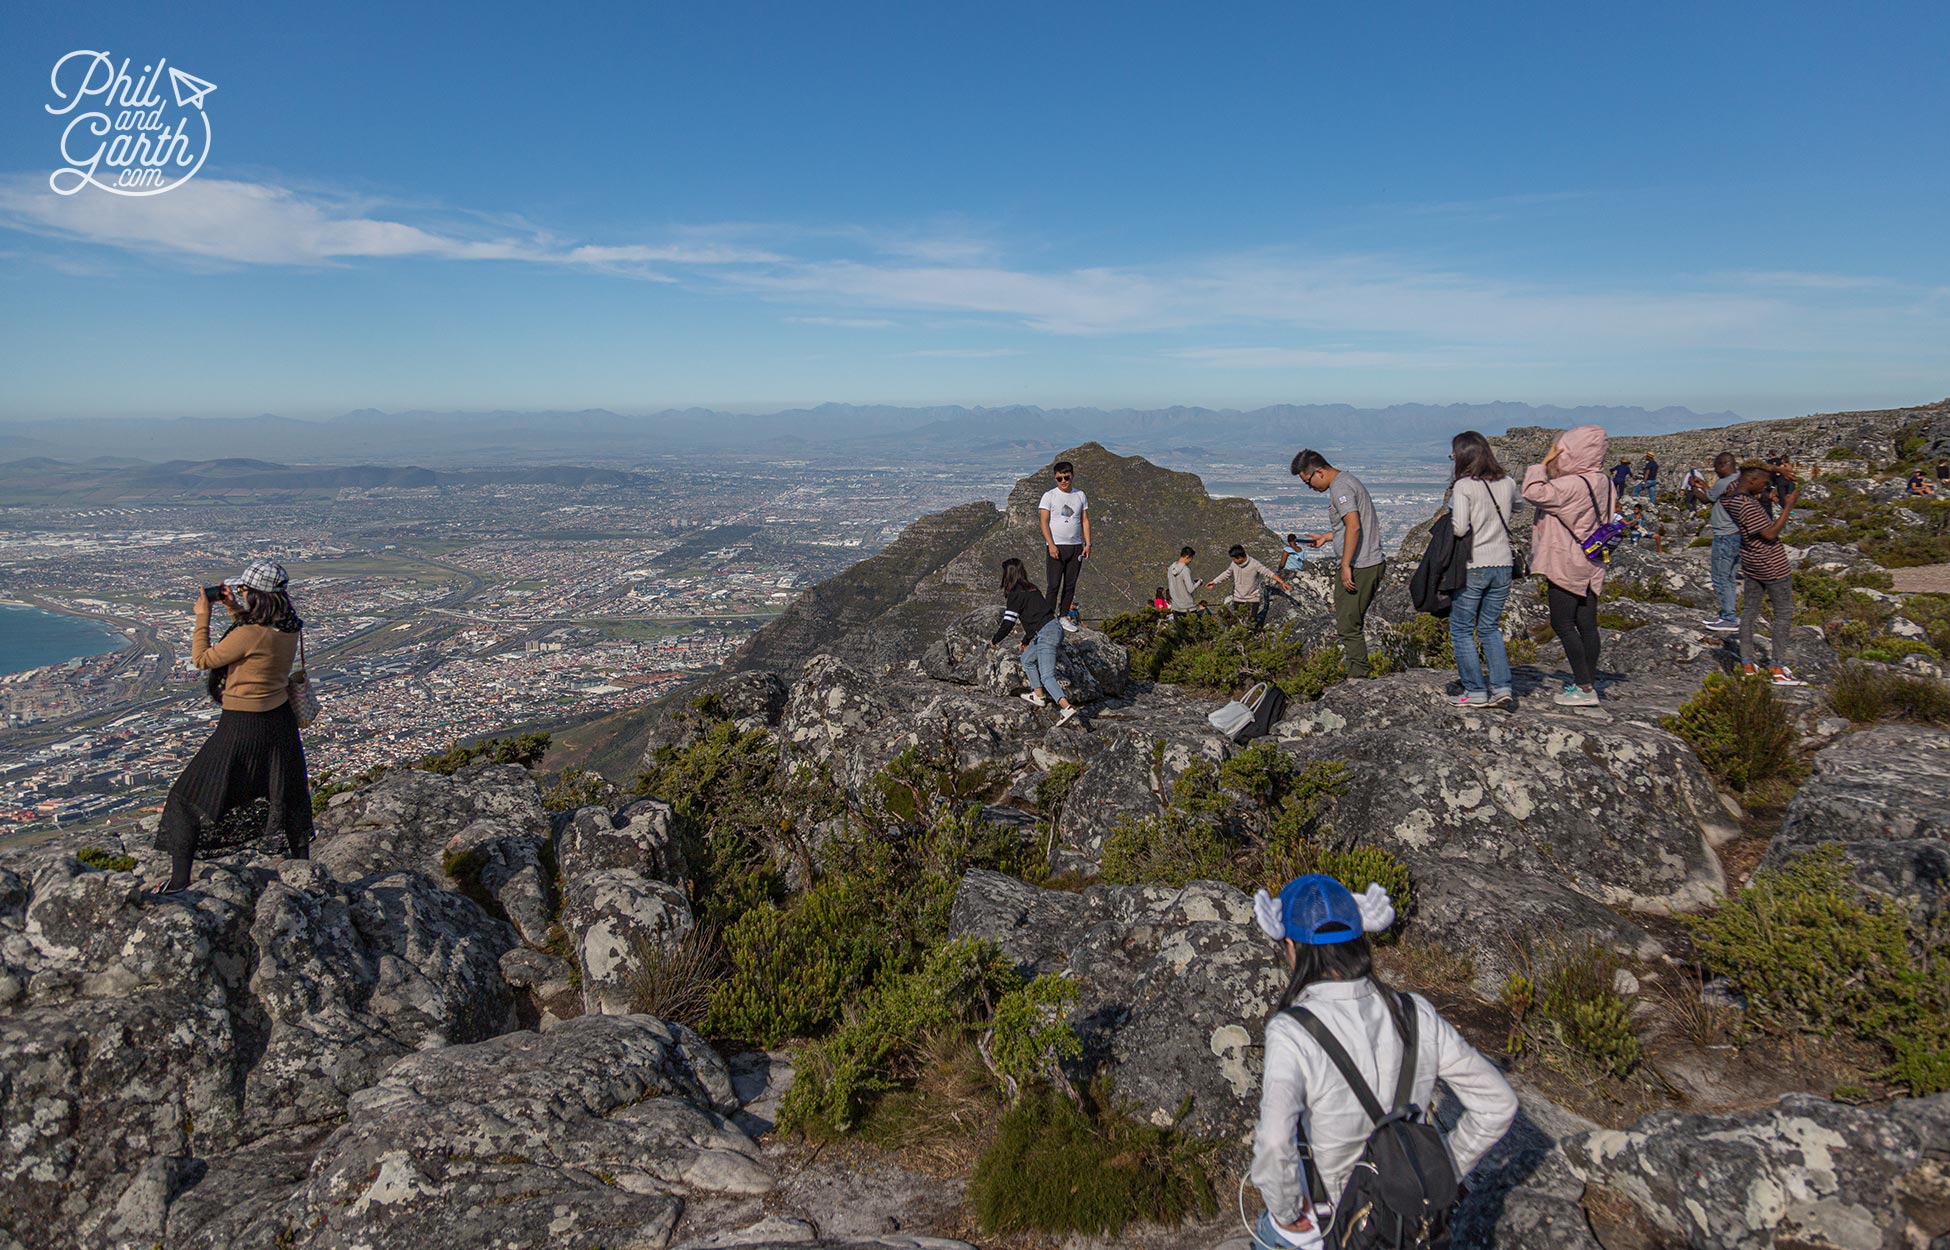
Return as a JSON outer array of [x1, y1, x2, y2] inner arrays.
[[1020, 691, 1050, 707], [1056, 706, 1080, 726], [1059, 617, 1079, 633]]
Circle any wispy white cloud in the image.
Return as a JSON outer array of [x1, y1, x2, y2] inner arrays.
[[785, 314, 896, 328], [1169, 346, 1435, 369], [896, 347, 1025, 358], [1722, 270, 1897, 291]]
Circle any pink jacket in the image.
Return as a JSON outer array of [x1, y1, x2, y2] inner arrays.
[[1522, 424, 1612, 596]]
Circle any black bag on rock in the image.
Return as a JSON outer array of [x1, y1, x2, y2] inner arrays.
[[1283, 992, 1462, 1250]]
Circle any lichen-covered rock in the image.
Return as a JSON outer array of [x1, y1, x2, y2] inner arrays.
[[441, 815, 555, 946], [561, 868, 696, 1015], [313, 762, 550, 884], [1050, 700, 1235, 871], [1767, 723, 1950, 921], [171, 1014, 768, 1250], [1497, 1093, 1950, 1250], [947, 869, 1283, 1139], [557, 799, 690, 891], [642, 671, 792, 763], [0, 853, 516, 1250], [1276, 667, 1734, 987]]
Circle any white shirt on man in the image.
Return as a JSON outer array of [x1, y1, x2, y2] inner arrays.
[[1039, 487, 1089, 545]]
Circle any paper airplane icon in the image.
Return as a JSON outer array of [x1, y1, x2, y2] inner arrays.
[[168, 66, 217, 110]]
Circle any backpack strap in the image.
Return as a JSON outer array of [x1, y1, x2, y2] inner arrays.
[[1283, 1005, 1390, 1125], [1387, 991, 1420, 1115]]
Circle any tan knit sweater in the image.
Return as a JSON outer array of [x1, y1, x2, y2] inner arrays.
[[192, 619, 298, 712]]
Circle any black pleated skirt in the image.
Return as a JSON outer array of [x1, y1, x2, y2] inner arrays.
[[157, 701, 314, 861]]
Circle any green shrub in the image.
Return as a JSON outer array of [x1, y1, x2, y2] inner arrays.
[[1376, 613, 1454, 670], [985, 974, 1084, 1095], [1900, 592, 1950, 656], [968, 1081, 1219, 1237], [1686, 847, 1950, 1094], [76, 847, 136, 872], [1035, 760, 1082, 819], [1537, 945, 1642, 1077], [1596, 610, 1645, 631], [440, 846, 496, 914], [1830, 664, 1950, 725], [540, 765, 614, 813], [778, 937, 1039, 1134], [312, 731, 555, 812], [706, 872, 886, 1044], [1663, 672, 1808, 802], [1689, 535, 1713, 548], [1100, 808, 1237, 888], [1103, 609, 1347, 702], [1605, 577, 1683, 605], [1825, 446, 1859, 460]]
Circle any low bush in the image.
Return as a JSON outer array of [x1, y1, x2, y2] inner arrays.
[[1102, 609, 1347, 702], [1900, 593, 1950, 656], [312, 730, 554, 812], [1605, 577, 1683, 605], [777, 937, 1079, 1135], [623, 927, 722, 1029], [540, 765, 615, 813], [76, 847, 136, 872], [1596, 610, 1645, 632], [968, 1080, 1219, 1237], [1686, 847, 1950, 1094], [1375, 613, 1453, 670], [1502, 945, 1642, 1077], [1663, 672, 1808, 802]]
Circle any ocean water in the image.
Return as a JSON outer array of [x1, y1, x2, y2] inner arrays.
[[0, 605, 130, 676]]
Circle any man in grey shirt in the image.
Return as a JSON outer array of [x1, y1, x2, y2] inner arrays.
[[1703, 451, 1740, 632], [1166, 546, 1200, 612], [1291, 449, 1386, 677]]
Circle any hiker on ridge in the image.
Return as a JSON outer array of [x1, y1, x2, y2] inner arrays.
[[1039, 460, 1090, 633], [1248, 874, 1516, 1250], [1523, 425, 1613, 707], [1291, 450, 1386, 678], [1702, 452, 1741, 633], [1208, 543, 1294, 629], [1167, 546, 1200, 613], [1724, 465, 1807, 686]]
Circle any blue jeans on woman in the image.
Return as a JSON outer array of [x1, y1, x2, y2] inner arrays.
[[1019, 618, 1067, 703], [1450, 565, 1514, 699]]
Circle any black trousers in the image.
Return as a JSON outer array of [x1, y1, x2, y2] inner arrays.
[[1547, 582, 1601, 688], [1046, 543, 1084, 615]]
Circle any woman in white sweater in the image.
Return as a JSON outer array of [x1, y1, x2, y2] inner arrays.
[[1248, 875, 1517, 1249], [1446, 430, 1522, 709]]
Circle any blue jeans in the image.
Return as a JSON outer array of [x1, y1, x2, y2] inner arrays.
[[1019, 618, 1066, 703], [1450, 565, 1514, 697], [1254, 1210, 1324, 1249], [1710, 533, 1740, 620], [1634, 480, 1658, 506]]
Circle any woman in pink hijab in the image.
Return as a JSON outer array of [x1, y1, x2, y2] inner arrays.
[[1522, 424, 1612, 706]]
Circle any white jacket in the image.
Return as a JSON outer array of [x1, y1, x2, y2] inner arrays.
[[1251, 979, 1517, 1225]]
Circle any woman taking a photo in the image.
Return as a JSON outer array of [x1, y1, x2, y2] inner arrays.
[[1446, 430, 1519, 709], [1522, 424, 1613, 707], [154, 560, 313, 894]]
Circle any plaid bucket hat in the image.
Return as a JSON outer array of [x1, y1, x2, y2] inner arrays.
[[225, 559, 289, 593]]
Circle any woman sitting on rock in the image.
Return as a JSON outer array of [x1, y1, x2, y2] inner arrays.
[[1248, 875, 1516, 1249], [154, 560, 314, 894], [989, 557, 1080, 727]]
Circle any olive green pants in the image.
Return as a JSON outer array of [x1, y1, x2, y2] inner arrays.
[[1335, 560, 1386, 678]]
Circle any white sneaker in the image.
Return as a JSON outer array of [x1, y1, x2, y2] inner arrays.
[[1701, 617, 1739, 633], [1059, 617, 1079, 633], [1056, 705, 1080, 727], [1552, 685, 1601, 707], [1769, 667, 1808, 687], [1019, 691, 1050, 708]]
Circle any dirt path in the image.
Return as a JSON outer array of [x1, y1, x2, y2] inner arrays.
[[1892, 563, 1950, 593]]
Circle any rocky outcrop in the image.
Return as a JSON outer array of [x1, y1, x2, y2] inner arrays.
[[1494, 399, 1943, 471], [921, 606, 1130, 704], [643, 671, 792, 761], [1494, 1092, 1950, 1250], [728, 443, 1284, 679], [0, 849, 516, 1250], [1767, 723, 1950, 921], [168, 1014, 769, 1250], [562, 870, 697, 1016], [948, 869, 1284, 1139], [1275, 667, 1736, 988]]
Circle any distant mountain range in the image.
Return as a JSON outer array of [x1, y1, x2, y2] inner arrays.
[[0, 402, 1747, 468], [0, 456, 648, 505]]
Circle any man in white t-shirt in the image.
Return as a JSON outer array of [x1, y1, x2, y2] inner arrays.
[[1039, 460, 1091, 632]]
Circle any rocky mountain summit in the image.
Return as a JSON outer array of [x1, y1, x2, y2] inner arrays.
[[6, 400, 1950, 1250]]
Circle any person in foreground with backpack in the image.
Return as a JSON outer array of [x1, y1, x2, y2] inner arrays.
[[1522, 424, 1617, 707], [1446, 430, 1520, 710], [1248, 875, 1517, 1249]]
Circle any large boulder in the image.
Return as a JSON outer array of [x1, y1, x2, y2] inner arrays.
[[1494, 1093, 1950, 1250], [561, 869, 697, 1016], [556, 799, 690, 890], [1049, 693, 1237, 871], [0, 850, 516, 1250], [1766, 723, 1950, 922], [1275, 668, 1736, 988], [948, 869, 1283, 1139], [167, 1014, 769, 1250]]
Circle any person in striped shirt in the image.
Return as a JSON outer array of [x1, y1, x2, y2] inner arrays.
[[1721, 464, 1806, 686]]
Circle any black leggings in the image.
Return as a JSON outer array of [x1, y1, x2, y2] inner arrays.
[[1547, 582, 1601, 688]]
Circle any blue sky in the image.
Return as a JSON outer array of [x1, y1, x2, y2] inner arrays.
[[0, 1, 1944, 421]]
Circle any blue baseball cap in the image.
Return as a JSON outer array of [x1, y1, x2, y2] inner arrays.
[[1277, 874, 1363, 945]]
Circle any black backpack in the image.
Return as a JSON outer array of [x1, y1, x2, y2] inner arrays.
[[1408, 514, 1470, 617], [1283, 992, 1462, 1250]]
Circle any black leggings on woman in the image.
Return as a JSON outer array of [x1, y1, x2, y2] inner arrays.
[[1547, 582, 1601, 688]]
